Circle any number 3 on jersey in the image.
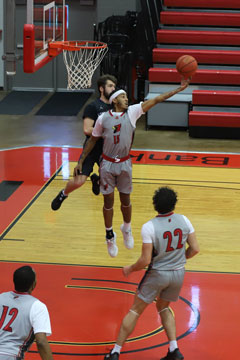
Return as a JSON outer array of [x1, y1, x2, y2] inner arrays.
[[163, 228, 183, 252], [0, 306, 18, 332]]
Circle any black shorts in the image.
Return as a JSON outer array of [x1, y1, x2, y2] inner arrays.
[[79, 139, 103, 177]]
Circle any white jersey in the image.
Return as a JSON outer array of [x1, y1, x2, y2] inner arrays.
[[92, 103, 144, 158], [141, 212, 195, 270], [0, 291, 51, 359]]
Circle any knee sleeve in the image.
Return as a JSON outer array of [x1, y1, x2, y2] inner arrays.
[[158, 307, 170, 314], [103, 206, 113, 211], [129, 309, 140, 317]]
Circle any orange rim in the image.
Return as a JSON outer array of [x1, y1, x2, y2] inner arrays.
[[49, 40, 107, 51]]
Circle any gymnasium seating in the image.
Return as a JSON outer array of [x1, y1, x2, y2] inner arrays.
[[189, 90, 240, 139], [164, 0, 240, 9], [192, 90, 240, 107], [156, 30, 240, 46], [152, 49, 240, 65], [160, 11, 240, 27], [146, 0, 240, 138]]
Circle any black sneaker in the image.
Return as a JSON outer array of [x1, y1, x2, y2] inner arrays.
[[51, 190, 67, 211], [104, 350, 119, 360], [90, 173, 100, 195], [160, 348, 184, 360]]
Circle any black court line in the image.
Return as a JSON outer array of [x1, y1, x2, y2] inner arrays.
[[133, 177, 240, 185], [1, 260, 239, 275], [133, 180, 240, 191], [0, 165, 63, 241], [3, 238, 25, 242], [71, 278, 138, 286], [55, 172, 240, 186], [27, 295, 200, 356]]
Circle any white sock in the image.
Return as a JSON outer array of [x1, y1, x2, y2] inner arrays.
[[106, 227, 113, 231], [62, 190, 67, 197], [123, 222, 131, 231], [111, 344, 122, 354], [169, 340, 178, 352]]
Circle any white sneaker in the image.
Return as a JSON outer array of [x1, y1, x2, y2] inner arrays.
[[106, 232, 118, 257], [120, 224, 134, 249]]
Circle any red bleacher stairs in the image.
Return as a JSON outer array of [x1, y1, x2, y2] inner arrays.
[[147, 0, 240, 139]]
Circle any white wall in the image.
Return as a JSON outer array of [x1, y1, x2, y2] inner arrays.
[[0, 0, 4, 87]]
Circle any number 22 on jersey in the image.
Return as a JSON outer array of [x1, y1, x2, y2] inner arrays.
[[163, 228, 183, 252]]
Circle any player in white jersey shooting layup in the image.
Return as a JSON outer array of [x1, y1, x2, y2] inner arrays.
[[51, 75, 117, 210], [0, 266, 54, 360], [104, 187, 200, 360], [78, 79, 190, 257]]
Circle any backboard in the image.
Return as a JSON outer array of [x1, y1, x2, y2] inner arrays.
[[23, 0, 67, 73]]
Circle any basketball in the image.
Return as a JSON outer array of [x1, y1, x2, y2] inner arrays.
[[176, 55, 198, 78]]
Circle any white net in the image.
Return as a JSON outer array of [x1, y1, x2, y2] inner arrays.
[[62, 41, 108, 90]]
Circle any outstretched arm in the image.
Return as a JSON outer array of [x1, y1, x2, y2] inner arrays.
[[142, 78, 190, 113]]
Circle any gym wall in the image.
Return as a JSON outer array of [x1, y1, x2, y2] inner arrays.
[[1, 0, 140, 91], [0, 0, 4, 88]]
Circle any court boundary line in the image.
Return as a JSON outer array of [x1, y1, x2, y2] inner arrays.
[[0, 260, 239, 275], [0, 145, 240, 155], [0, 165, 63, 239]]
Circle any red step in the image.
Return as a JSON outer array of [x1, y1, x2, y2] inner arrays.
[[148, 68, 240, 85], [153, 48, 240, 65], [164, 0, 240, 9], [192, 90, 240, 106], [189, 111, 240, 127], [157, 30, 240, 46], [160, 11, 240, 27]]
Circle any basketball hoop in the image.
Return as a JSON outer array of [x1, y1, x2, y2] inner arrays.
[[49, 40, 108, 90]]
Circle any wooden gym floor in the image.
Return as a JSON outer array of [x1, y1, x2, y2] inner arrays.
[[0, 91, 240, 359], [0, 142, 240, 360]]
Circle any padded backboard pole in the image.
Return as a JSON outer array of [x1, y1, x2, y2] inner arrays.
[[23, 24, 35, 73], [2, 0, 18, 75]]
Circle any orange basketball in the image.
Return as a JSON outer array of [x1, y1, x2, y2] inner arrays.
[[176, 55, 198, 78]]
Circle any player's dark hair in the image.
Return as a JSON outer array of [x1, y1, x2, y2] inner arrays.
[[13, 266, 36, 292], [153, 187, 178, 214], [97, 74, 117, 94]]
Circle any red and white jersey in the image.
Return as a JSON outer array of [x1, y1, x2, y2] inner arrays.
[[141, 212, 195, 270], [0, 291, 52, 359], [92, 103, 144, 158]]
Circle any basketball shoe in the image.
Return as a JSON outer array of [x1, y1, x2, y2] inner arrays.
[[120, 224, 134, 249], [160, 348, 184, 360], [51, 190, 68, 210], [106, 232, 118, 257], [90, 173, 100, 195], [104, 350, 119, 360]]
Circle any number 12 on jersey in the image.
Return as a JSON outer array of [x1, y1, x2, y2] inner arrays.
[[0, 305, 18, 332]]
